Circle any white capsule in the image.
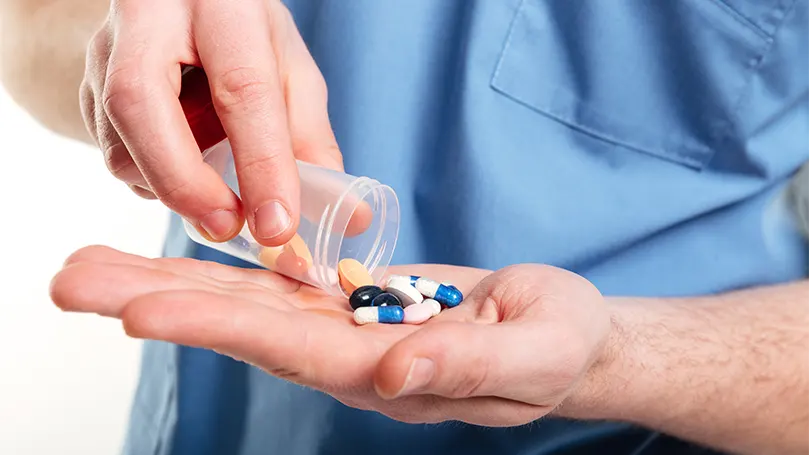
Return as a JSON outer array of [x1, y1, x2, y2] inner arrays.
[[423, 298, 442, 317], [385, 276, 424, 307], [415, 277, 441, 298], [353, 306, 404, 325]]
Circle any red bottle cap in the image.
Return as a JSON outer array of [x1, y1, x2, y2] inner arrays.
[[178, 66, 227, 151]]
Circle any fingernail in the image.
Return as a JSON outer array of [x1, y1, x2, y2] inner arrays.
[[254, 200, 292, 240], [200, 209, 239, 241], [396, 358, 435, 398]]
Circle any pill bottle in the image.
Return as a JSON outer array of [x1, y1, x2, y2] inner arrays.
[[179, 68, 400, 296]]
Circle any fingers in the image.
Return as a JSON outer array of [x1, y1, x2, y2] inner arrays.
[[121, 290, 371, 390], [193, 1, 299, 247], [280, 15, 343, 172], [374, 320, 578, 406], [50, 262, 206, 317], [98, 1, 244, 242], [61, 245, 300, 294]]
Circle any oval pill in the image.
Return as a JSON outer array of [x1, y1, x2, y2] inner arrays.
[[385, 276, 424, 307], [353, 306, 404, 325], [349, 285, 383, 310], [371, 292, 402, 308], [403, 303, 434, 325], [423, 298, 442, 316], [338, 258, 375, 294]]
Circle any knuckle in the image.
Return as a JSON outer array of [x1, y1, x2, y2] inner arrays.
[[445, 357, 490, 399], [102, 63, 150, 119], [238, 151, 288, 177], [103, 143, 138, 181], [211, 66, 275, 113], [152, 178, 194, 209]]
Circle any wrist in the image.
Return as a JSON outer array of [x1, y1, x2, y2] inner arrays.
[[554, 298, 634, 420]]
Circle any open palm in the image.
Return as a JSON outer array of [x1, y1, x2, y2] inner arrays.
[[50, 245, 610, 426]]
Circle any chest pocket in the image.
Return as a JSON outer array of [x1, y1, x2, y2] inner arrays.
[[491, 0, 793, 170]]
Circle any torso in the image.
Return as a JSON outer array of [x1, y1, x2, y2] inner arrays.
[[122, 1, 809, 454]]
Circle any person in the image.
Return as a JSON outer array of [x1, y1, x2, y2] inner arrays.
[[2, 1, 808, 454]]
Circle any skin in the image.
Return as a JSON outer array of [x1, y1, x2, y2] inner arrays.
[[2, 1, 808, 454]]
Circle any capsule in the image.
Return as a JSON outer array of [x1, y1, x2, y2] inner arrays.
[[353, 305, 404, 325], [415, 277, 463, 307], [385, 275, 420, 287]]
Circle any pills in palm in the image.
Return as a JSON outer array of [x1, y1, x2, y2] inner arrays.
[[384, 276, 424, 307], [353, 305, 404, 325], [349, 273, 463, 325], [349, 285, 383, 310]]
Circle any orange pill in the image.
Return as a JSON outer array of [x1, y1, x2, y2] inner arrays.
[[258, 245, 284, 269], [338, 258, 374, 294], [285, 232, 313, 268], [257, 232, 313, 271]]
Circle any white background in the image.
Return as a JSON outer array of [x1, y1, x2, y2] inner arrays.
[[0, 87, 168, 455]]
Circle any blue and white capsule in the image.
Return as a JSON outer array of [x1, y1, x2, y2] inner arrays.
[[353, 305, 405, 325], [415, 277, 464, 307], [386, 275, 420, 287]]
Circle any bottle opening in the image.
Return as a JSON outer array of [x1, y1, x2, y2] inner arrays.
[[312, 178, 400, 297]]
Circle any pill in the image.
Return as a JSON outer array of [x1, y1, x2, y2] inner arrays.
[[349, 285, 384, 310], [257, 232, 313, 271], [338, 258, 374, 294], [258, 245, 284, 269], [423, 298, 442, 316], [275, 250, 308, 279], [403, 302, 434, 325], [416, 277, 463, 307], [354, 306, 404, 325], [384, 275, 418, 287], [371, 292, 402, 307], [285, 233, 313, 269], [385, 276, 424, 307]]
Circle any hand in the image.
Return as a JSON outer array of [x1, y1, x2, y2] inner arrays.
[[80, 0, 341, 245], [50, 246, 612, 426]]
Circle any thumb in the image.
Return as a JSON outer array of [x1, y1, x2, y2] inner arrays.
[[374, 320, 556, 404]]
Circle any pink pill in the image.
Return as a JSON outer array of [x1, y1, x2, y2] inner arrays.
[[403, 303, 434, 325]]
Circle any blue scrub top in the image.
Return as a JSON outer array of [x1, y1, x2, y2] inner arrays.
[[121, 1, 809, 454]]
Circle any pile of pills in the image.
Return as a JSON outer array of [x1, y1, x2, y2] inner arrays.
[[337, 259, 464, 326]]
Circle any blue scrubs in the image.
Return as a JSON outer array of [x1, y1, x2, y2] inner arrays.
[[121, 1, 809, 454]]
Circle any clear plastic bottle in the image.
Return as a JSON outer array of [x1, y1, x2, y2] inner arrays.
[[184, 138, 400, 296]]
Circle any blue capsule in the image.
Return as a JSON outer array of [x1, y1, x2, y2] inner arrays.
[[415, 277, 464, 307], [353, 305, 405, 325]]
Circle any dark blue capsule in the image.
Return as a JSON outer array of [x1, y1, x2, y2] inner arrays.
[[435, 285, 464, 308], [371, 292, 402, 308], [349, 285, 383, 310], [377, 305, 405, 324]]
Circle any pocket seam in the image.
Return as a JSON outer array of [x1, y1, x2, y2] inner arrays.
[[708, 0, 773, 41]]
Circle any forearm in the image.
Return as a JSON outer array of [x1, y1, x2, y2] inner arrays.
[[561, 280, 809, 455], [0, 0, 107, 142]]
